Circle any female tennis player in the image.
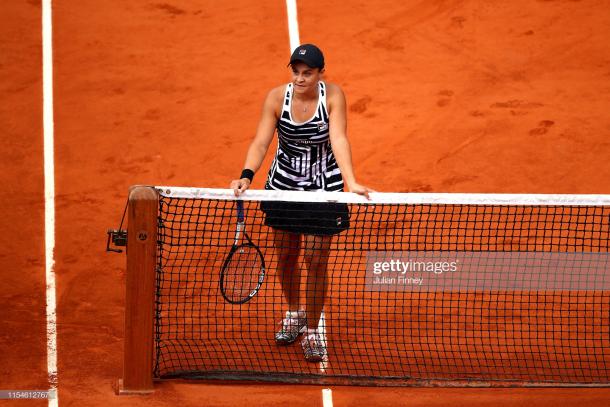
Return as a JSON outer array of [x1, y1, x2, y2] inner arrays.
[[230, 44, 371, 362]]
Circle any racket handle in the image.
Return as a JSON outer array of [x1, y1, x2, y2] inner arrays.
[[236, 200, 245, 223]]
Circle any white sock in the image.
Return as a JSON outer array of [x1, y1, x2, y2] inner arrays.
[[287, 310, 306, 319]]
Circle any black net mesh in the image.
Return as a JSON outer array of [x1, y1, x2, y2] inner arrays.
[[154, 193, 610, 385]]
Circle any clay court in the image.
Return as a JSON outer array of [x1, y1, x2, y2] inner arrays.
[[2, 0, 610, 405]]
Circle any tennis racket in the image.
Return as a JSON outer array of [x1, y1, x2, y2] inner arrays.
[[220, 200, 266, 304]]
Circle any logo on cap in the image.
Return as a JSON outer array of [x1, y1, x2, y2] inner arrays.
[[299, 49, 307, 55]]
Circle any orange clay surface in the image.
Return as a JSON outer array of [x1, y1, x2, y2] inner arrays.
[[2, 0, 610, 406]]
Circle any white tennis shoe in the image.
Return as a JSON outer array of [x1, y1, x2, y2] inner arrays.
[[275, 310, 307, 345], [301, 329, 327, 362]]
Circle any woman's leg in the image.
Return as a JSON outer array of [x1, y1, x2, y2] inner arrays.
[[302, 234, 332, 331], [272, 229, 301, 309], [299, 234, 332, 361], [273, 228, 307, 345]]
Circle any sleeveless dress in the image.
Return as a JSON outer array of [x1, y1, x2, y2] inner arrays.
[[262, 82, 350, 236]]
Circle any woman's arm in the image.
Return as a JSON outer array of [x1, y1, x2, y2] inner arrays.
[[230, 87, 281, 196], [327, 83, 372, 198]]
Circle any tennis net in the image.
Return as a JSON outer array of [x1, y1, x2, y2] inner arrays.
[[149, 187, 610, 386]]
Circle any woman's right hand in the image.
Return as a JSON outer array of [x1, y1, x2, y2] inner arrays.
[[230, 178, 251, 196]]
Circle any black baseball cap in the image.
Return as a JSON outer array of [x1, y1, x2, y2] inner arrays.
[[288, 44, 325, 69]]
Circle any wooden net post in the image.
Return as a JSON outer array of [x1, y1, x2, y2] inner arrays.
[[116, 186, 158, 395]]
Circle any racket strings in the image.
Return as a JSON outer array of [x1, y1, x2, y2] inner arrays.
[[224, 245, 263, 300]]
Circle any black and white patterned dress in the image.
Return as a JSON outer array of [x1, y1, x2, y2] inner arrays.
[[265, 81, 344, 192], [262, 81, 350, 236]]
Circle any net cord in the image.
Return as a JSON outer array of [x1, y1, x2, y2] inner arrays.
[[156, 187, 610, 206]]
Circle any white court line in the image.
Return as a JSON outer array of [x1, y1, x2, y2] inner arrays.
[[322, 388, 333, 407], [318, 310, 328, 373], [285, 0, 300, 52], [42, 0, 58, 406]]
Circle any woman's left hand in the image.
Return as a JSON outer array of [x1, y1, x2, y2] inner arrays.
[[348, 182, 374, 199]]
